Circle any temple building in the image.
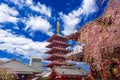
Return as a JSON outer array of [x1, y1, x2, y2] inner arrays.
[[0, 59, 40, 80], [44, 21, 89, 80]]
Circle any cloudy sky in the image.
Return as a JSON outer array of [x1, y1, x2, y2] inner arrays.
[[0, 0, 109, 65]]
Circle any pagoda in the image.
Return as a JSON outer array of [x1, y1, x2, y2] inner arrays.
[[45, 21, 72, 68], [44, 21, 89, 80]]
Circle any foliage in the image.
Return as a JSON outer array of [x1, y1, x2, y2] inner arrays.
[[0, 68, 15, 80]]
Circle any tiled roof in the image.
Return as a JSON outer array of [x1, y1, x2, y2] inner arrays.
[[54, 66, 88, 76], [0, 59, 40, 74], [36, 70, 51, 77], [46, 40, 70, 48], [47, 35, 68, 42], [0, 61, 5, 65]]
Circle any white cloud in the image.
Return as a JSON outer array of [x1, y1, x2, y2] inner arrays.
[[25, 16, 54, 36], [26, 0, 33, 5], [60, 0, 98, 35], [0, 3, 19, 23], [0, 29, 49, 59], [60, 12, 79, 35], [73, 45, 83, 54], [8, 0, 25, 8], [67, 45, 83, 56], [30, 2, 51, 17], [0, 58, 10, 61], [8, 0, 51, 17], [82, 0, 97, 15], [6, 0, 52, 34]]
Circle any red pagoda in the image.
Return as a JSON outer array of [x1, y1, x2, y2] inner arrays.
[[45, 21, 72, 68], [44, 21, 89, 80]]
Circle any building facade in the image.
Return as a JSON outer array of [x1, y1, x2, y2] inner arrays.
[[30, 56, 42, 70]]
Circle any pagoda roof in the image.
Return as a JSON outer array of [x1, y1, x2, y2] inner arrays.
[[45, 61, 72, 68], [46, 40, 71, 48], [45, 54, 66, 60], [66, 32, 80, 41], [45, 47, 72, 54], [54, 66, 88, 76], [47, 35, 68, 42], [0, 59, 40, 74]]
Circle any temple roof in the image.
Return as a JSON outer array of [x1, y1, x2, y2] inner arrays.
[[45, 47, 72, 54], [54, 66, 88, 76], [45, 54, 66, 60], [46, 40, 70, 48], [66, 32, 80, 41], [36, 70, 52, 77], [67, 53, 84, 62], [0, 61, 5, 65], [0, 59, 40, 74], [47, 35, 68, 42]]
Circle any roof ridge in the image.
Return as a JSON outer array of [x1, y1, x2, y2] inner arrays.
[[1, 59, 15, 64], [2, 59, 41, 71], [54, 66, 88, 76]]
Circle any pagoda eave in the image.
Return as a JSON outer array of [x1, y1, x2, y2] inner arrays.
[[45, 47, 72, 54], [45, 54, 66, 60], [45, 61, 72, 68], [66, 32, 80, 41], [46, 41, 71, 48], [47, 35, 68, 42], [46, 45, 70, 48]]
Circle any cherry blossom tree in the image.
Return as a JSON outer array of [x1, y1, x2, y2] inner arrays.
[[67, 0, 120, 79]]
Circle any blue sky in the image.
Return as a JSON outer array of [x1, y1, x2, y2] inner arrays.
[[0, 0, 109, 67]]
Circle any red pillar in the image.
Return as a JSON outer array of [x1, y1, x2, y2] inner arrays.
[[102, 64, 107, 80], [118, 60, 120, 72], [90, 67, 94, 80], [117, 60, 120, 79]]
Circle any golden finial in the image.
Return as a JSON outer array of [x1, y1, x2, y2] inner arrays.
[[57, 20, 60, 35]]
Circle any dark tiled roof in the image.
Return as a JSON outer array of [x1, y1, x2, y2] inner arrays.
[[0, 61, 5, 65], [54, 66, 88, 76], [0, 60, 40, 74], [47, 35, 68, 42], [36, 70, 51, 77]]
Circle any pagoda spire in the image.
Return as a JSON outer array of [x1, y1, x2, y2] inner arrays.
[[56, 20, 60, 35]]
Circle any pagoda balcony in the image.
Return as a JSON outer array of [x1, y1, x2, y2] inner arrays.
[[46, 40, 71, 48], [45, 61, 72, 68], [47, 35, 68, 42], [45, 54, 66, 61], [45, 47, 72, 54]]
